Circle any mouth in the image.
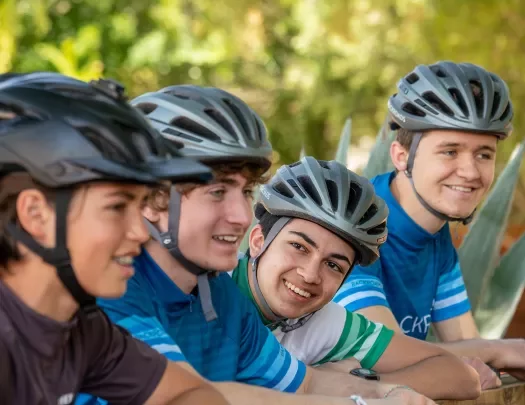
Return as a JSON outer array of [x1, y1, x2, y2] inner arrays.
[[445, 185, 478, 194], [212, 235, 241, 244], [284, 280, 313, 299], [113, 255, 135, 266]]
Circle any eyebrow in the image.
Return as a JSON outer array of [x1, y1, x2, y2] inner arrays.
[[104, 190, 137, 200], [288, 230, 352, 266], [436, 142, 496, 153]]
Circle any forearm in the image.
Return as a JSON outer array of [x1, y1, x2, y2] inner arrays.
[[379, 354, 481, 400], [436, 339, 499, 365], [168, 384, 230, 405], [303, 368, 385, 398], [213, 382, 353, 405]]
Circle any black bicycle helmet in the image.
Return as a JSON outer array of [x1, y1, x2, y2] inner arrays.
[[249, 157, 388, 330], [0, 72, 212, 311], [387, 61, 513, 225]]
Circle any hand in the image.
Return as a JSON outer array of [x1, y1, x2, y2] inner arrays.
[[489, 339, 525, 371], [461, 357, 501, 390]]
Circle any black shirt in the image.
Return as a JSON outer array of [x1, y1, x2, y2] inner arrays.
[[0, 280, 167, 405]]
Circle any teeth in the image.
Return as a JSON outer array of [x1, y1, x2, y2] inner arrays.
[[114, 256, 134, 266], [449, 186, 473, 192], [284, 281, 312, 298], [213, 235, 239, 243]]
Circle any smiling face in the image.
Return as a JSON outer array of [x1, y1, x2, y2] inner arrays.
[[249, 218, 356, 319], [392, 129, 498, 220], [12, 182, 150, 298]]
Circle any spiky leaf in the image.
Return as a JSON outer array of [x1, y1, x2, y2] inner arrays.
[[335, 118, 352, 165], [460, 142, 525, 311], [362, 122, 395, 179], [475, 230, 525, 339]]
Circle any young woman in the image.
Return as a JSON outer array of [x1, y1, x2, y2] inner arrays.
[[0, 72, 229, 405], [231, 156, 482, 400]]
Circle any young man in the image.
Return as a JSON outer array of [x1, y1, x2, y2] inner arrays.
[[0, 73, 229, 404], [78, 85, 439, 405], [231, 156, 482, 400], [334, 61, 525, 382]]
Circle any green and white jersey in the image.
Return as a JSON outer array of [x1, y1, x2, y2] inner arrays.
[[230, 256, 394, 368]]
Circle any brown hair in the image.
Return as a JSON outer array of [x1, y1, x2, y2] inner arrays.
[[144, 160, 270, 211], [395, 128, 416, 150], [0, 173, 56, 270]]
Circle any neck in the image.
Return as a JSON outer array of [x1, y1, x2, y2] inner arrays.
[[2, 259, 79, 322], [144, 239, 198, 294], [247, 258, 280, 321], [391, 172, 446, 234]]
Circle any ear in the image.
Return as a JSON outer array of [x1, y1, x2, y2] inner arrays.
[[390, 140, 409, 172], [141, 205, 161, 223], [248, 224, 265, 258], [16, 189, 55, 245]]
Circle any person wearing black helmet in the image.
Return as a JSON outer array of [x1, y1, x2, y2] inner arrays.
[[334, 61, 525, 386], [231, 156, 481, 400], [77, 85, 442, 405], [0, 72, 230, 405]]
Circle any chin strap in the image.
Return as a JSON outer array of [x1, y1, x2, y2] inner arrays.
[[250, 216, 317, 333], [405, 132, 476, 226], [6, 189, 97, 313], [146, 185, 217, 321]]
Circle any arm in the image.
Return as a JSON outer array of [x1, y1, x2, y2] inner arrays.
[[354, 306, 403, 333], [145, 361, 228, 405]]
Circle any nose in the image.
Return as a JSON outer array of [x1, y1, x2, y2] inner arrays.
[[456, 155, 481, 182], [296, 261, 321, 285], [128, 210, 150, 244], [225, 194, 253, 230]]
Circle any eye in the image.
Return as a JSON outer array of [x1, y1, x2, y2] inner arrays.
[[243, 188, 254, 199], [107, 202, 127, 213], [477, 152, 494, 160], [290, 242, 307, 252], [325, 261, 343, 273], [209, 189, 225, 198], [441, 150, 457, 157]]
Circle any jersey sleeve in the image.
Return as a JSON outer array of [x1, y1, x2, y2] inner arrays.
[[333, 261, 390, 311], [235, 294, 307, 392], [98, 276, 186, 363], [313, 303, 393, 369], [0, 339, 14, 405], [80, 311, 167, 405], [431, 237, 471, 322]]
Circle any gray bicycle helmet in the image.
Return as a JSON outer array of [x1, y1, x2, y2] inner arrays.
[[132, 85, 273, 170], [0, 72, 212, 311], [248, 157, 388, 330], [387, 62, 513, 225], [388, 61, 513, 137]]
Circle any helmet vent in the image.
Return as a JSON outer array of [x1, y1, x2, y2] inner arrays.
[[254, 115, 265, 142], [286, 179, 306, 198], [345, 182, 362, 216], [367, 221, 386, 236], [448, 88, 469, 117], [469, 80, 484, 118], [490, 92, 501, 119], [402, 102, 426, 117], [406, 73, 420, 84], [358, 204, 378, 226], [325, 179, 339, 211], [273, 181, 294, 198], [297, 175, 322, 206], [170, 117, 221, 142], [77, 126, 127, 163], [223, 98, 250, 136], [422, 91, 454, 117], [204, 108, 235, 136], [430, 66, 448, 78], [500, 102, 512, 122], [135, 103, 157, 115]]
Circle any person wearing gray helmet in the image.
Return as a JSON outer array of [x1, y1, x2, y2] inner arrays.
[[230, 156, 481, 400], [334, 61, 525, 387], [0, 72, 230, 405], [77, 85, 442, 405]]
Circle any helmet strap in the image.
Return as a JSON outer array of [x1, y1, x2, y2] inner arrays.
[[6, 189, 97, 313], [146, 185, 218, 321], [404, 132, 475, 226]]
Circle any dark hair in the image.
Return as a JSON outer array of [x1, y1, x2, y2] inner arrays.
[[0, 173, 56, 271]]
